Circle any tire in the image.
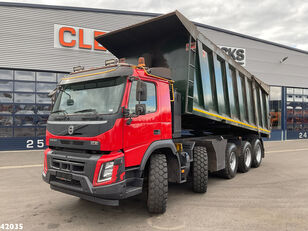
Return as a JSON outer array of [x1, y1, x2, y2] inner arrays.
[[238, 141, 252, 173], [219, 143, 238, 179], [251, 139, 263, 168], [192, 146, 208, 193], [147, 154, 168, 214]]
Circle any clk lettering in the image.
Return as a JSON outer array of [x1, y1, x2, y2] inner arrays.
[[54, 24, 108, 52]]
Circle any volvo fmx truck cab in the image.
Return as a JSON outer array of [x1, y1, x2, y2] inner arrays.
[[42, 11, 270, 213]]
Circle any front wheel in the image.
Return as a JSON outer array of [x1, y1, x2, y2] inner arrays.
[[147, 154, 168, 214]]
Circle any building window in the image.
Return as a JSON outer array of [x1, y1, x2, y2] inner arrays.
[[0, 104, 13, 114], [15, 104, 36, 115], [0, 128, 13, 137], [37, 83, 57, 93], [0, 80, 13, 91], [304, 96, 308, 129], [14, 127, 35, 137], [15, 81, 35, 92], [15, 71, 35, 81], [36, 127, 46, 137], [37, 105, 52, 115], [14, 93, 35, 103], [0, 116, 13, 126], [37, 72, 57, 82], [286, 87, 307, 131], [0, 69, 13, 80], [0, 69, 67, 141], [269, 86, 282, 129], [15, 115, 35, 126]]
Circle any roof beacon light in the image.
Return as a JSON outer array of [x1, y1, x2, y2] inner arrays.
[[105, 59, 118, 66], [73, 65, 84, 72], [138, 57, 146, 67]]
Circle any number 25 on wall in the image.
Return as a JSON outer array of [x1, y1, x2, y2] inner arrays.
[[26, 139, 45, 149]]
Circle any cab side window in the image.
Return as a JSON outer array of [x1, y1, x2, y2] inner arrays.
[[128, 81, 157, 114]]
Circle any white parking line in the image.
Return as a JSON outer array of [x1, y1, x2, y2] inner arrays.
[[267, 148, 308, 153], [0, 164, 43, 170]]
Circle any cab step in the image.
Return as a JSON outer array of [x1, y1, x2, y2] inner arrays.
[[125, 186, 142, 198]]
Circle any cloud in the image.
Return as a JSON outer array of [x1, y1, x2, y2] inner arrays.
[[2, 0, 308, 51]]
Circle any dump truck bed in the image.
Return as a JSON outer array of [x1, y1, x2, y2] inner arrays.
[[96, 11, 270, 137]]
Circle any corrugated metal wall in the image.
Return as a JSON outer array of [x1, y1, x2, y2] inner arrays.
[[0, 5, 151, 72], [1, 4, 308, 88]]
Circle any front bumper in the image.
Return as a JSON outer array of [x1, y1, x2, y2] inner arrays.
[[42, 149, 139, 206], [42, 170, 126, 206]]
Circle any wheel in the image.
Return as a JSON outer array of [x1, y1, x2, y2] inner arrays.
[[147, 154, 168, 214], [238, 141, 252, 173], [219, 143, 238, 179], [192, 146, 208, 193], [251, 139, 263, 168]]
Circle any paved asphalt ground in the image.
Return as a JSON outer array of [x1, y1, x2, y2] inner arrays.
[[1, 140, 308, 231]]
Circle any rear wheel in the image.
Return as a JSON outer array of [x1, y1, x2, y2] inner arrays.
[[192, 146, 208, 193], [147, 154, 168, 214], [251, 139, 263, 168], [238, 141, 252, 173], [219, 143, 238, 179]]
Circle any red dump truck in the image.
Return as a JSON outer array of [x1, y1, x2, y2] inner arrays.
[[42, 11, 270, 213]]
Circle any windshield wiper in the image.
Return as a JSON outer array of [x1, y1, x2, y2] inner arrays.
[[50, 110, 69, 120], [74, 109, 98, 114], [51, 110, 67, 115]]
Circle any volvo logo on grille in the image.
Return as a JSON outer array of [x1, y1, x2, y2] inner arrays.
[[68, 125, 74, 135]]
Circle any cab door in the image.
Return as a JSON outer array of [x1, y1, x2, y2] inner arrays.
[[123, 80, 162, 167]]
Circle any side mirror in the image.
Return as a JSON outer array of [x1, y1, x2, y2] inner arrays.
[[123, 107, 130, 118], [136, 81, 147, 101], [67, 98, 74, 106], [135, 104, 146, 115]]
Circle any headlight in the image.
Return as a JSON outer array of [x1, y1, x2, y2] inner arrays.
[[97, 161, 114, 183], [92, 152, 125, 187]]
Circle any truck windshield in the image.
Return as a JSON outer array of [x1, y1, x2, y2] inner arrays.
[[52, 76, 126, 115]]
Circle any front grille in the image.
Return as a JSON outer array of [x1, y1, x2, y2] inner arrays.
[[51, 176, 82, 188], [51, 158, 85, 173], [60, 140, 84, 145], [73, 141, 83, 145]]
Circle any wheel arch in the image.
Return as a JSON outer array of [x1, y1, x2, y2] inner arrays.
[[140, 140, 181, 182]]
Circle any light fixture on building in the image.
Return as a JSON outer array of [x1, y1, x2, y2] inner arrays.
[[280, 56, 288, 63]]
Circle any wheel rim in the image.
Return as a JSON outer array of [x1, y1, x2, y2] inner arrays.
[[229, 151, 236, 172], [245, 147, 252, 167], [256, 144, 262, 163]]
